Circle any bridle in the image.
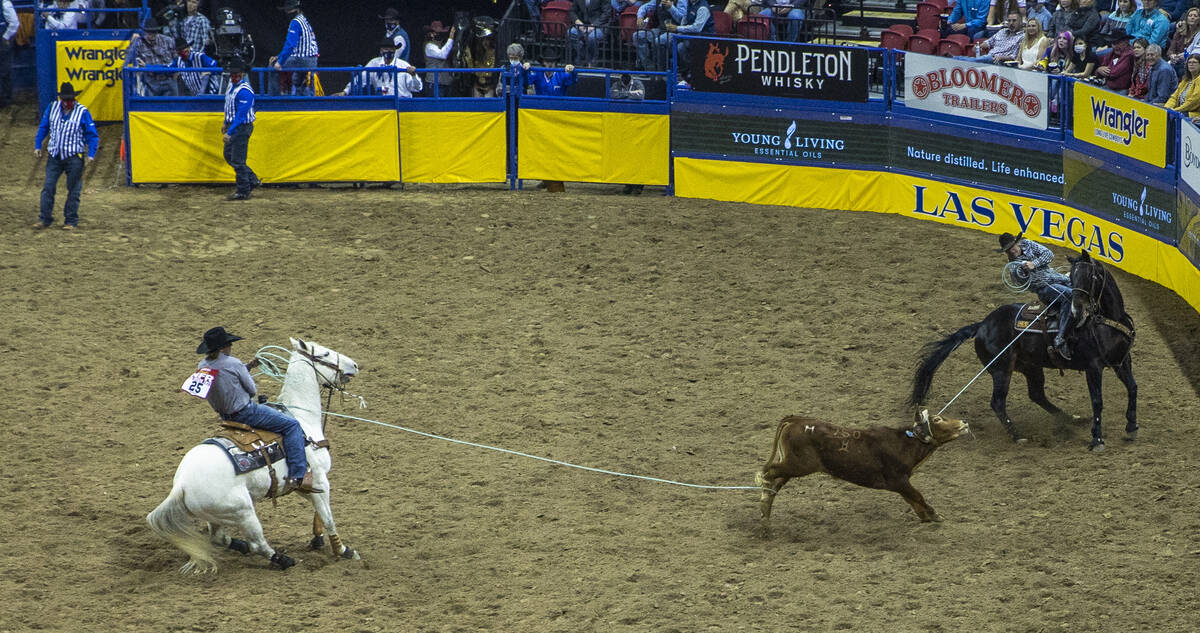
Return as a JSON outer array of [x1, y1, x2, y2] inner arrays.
[[296, 346, 350, 434], [1070, 259, 1135, 350]]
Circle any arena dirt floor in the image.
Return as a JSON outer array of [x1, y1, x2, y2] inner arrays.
[[2, 101, 1200, 633]]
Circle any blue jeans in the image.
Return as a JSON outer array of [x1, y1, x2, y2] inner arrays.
[[760, 7, 805, 41], [0, 37, 12, 106], [229, 401, 308, 480], [273, 55, 317, 96], [223, 124, 257, 195], [40, 154, 84, 227], [634, 28, 670, 70], [141, 74, 180, 96], [569, 26, 605, 65], [1036, 283, 1073, 342]]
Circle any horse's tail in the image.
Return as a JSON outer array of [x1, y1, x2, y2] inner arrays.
[[146, 486, 216, 573], [909, 322, 982, 407]]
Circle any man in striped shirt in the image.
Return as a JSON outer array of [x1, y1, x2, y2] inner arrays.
[[223, 58, 259, 201], [269, 0, 318, 96], [33, 82, 99, 230], [169, 40, 219, 95]]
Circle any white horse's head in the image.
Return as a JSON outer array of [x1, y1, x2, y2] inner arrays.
[[290, 337, 359, 387]]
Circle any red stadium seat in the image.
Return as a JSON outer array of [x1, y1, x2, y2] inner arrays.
[[619, 5, 639, 43], [916, 2, 942, 31], [736, 15, 772, 40], [908, 32, 939, 54], [937, 37, 964, 56], [927, 0, 950, 13], [543, 0, 571, 11], [879, 28, 911, 50], [916, 27, 941, 41], [942, 33, 971, 54], [712, 10, 733, 36], [889, 23, 914, 37], [541, 4, 571, 38]]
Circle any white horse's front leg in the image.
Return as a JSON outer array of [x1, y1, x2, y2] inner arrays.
[[304, 469, 359, 560]]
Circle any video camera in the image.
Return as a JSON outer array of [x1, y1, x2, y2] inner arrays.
[[213, 7, 256, 67]]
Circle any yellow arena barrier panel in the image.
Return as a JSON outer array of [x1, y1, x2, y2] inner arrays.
[[398, 111, 506, 183], [518, 108, 669, 185]]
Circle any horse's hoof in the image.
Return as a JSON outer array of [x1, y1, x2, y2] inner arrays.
[[1089, 441, 1106, 452], [309, 535, 325, 551], [1012, 437, 1028, 444], [340, 547, 360, 561], [227, 538, 251, 555], [1124, 431, 1137, 442], [270, 552, 297, 569]]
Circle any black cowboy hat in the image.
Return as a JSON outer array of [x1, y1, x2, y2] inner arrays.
[[224, 56, 251, 73], [378, 37, 397, 50], [142, 16, 162, 32], [379, 7, 401, 20], [196, 327, 243, 354], [996, 231, 1024, 252], [425, 19, 450, 33], [57, 82, 78, 98], [277, 0, 301, 11]]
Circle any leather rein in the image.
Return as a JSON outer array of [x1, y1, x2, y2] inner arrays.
[[1071, 261, 1135, 354]]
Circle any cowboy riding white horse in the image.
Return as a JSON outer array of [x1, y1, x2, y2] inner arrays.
[[148, 335, 361, 572]]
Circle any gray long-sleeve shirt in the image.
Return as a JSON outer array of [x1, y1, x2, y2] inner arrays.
[[1014, 238, 1070, 291], [197, 353, 257, 417]]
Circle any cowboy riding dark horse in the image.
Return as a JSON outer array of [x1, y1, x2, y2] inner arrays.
[[998, 231, 1074, 359]]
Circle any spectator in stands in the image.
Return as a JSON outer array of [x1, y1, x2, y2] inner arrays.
[[1028, 0, 1053, 31], [759, 1, 805, 41], [613, 0, 647, 14], [1144, 43, 1177, 102], [381, 8, 412, 63], [526, 60, 578, 95], [1127, 37, 1152, 97], [610, 72, 646, 195], [33, 82, 98, 230], [969, 11, 1024, 63], [1096, 0, 1133, 46], [1, 0, 15, 109], [1043, 30, 1074, 72], [987, 0, 1026, 29], [269, 0, 319, 96], [1047, 0, 1077, 40], [1159, 0, 1187, 22], [41, 0, 85, 30], [170, 40, 219, 95], [222, 57, 258, 201], [1015, 17, 1051, 68], [179, 0, 211, 55], [336, 38, 402, 96], [570, 0, 612, 67], [1064, 33, 1099, 76], [1165, 54, 1200, 117], [1167, 7, 1200, 75], [498, 42, 531, 95], [723, 0, 766, 23], [637, 0, 714, 73], [524, 0, 548, 20], [1095, 34, 1134, 91], [1070, 0, 1100, 42], [125, 18, 180, 96], [1126, 0, 1169, 48], [422, 20, 456, 97], [948, 0, 991, 40]]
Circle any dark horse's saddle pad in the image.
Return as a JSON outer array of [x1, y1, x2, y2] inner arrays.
[[1014, 302, 1060, 333], [203, 422, 287, 475]]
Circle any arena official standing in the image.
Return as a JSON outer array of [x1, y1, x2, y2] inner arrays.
[[34, 82, 98, 230], [269, 0, 319, 96], [223, 58, 259, 201], [1, 0, 17, 108]]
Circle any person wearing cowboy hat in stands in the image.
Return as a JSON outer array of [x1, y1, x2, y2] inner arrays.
[[421, 19, 457, 97], [33, 82, 98, 230], [195, 327, 323, 495], [998, 232, 1075, 359], [269, 0, 319, 96], [381, 7, 412, 62], [124, 16, 180, 96]]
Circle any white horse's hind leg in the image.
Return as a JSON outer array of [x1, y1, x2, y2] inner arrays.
[[231, 507, 297, 569], [209, 524, 251, 556]]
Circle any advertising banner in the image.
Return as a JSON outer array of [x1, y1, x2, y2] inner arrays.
[[1178, 191, 1200, 269], [671, 110, 884, 165], [687, 38, 869, 101], [1179, 118, 1200, 195], [903, 52, 1048, 130], [888, 125, 1062, 197], [1063, 149, 1177, 241], [56, 39, 129, 121], [1071, 81, 1168, 167]]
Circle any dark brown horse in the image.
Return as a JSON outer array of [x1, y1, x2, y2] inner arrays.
[[910, 250, 1137, 451]]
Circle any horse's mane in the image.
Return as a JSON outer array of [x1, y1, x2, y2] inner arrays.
[[1083, 259, 1130, 322]]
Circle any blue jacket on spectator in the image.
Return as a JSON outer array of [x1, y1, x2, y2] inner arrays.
[[1159, 0, 1187, 22], [1126, 7, 1170, 48], [530, 68, 578, 96], [1147, 58, 1177, 104], [948, 0, 990, 37]]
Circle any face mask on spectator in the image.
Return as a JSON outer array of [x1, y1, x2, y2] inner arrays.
[[1075, 45, 1085, 53]]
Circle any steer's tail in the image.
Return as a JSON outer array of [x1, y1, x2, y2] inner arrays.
[[146, 486, 216, 574], [909, 322, 982, 408]]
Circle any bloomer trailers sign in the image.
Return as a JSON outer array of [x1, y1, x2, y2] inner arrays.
[[688, 38, 869, 101], [903, 53, 1048, 130]]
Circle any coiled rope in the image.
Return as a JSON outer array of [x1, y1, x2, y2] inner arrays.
[[253, 346, 760, 492]]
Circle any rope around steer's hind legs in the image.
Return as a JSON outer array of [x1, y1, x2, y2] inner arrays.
[[936, 288, 1068, 417]]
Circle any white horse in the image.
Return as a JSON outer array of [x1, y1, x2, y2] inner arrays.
[[148, 337, 361, 573]]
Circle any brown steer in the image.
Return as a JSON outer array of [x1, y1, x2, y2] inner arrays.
[[755, 409, 969, 522]]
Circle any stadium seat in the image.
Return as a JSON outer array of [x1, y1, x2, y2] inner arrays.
[[916, 2, 942, 31], [908, 31, 939, 54], [928, 0, 950, 12], [712, 10, 733, 37], [541, 3, 571, 38], [939, 33, 971, 56], [543, 0, 571, 11], [889, 23, 914, 37], [736, 15, 772, 40], [879, 28, 911, 50]]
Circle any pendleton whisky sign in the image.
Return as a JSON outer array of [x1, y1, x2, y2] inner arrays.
[[687, 38, 869, 101]]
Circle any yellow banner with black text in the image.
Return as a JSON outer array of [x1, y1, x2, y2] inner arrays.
[[55, 39, 130, 122]]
